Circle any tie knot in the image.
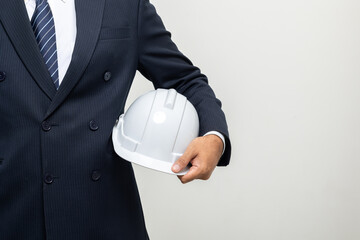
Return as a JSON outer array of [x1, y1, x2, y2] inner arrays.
[[36, 0, 47, 6]]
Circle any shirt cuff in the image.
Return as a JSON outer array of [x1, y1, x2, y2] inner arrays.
[[203, 131, 226, 156]]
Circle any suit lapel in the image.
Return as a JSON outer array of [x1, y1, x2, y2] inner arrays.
[[0, 0, 105, 117], [44, 0, 106, 119], [0, 0, 57, 100]]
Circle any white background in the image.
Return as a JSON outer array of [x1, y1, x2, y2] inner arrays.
[[126, 0, 360, 239]]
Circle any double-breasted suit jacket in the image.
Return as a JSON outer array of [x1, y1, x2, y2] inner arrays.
[[0, 0, 231, 239]]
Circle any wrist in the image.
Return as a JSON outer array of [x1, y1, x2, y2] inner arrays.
[[203, 131, 226, 155]]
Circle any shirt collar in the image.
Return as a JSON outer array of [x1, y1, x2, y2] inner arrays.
[[24, 0, 67, 4]]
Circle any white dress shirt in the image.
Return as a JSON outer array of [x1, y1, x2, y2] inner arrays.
[[25, 0, 76, 85], [24, 0, 225, 153]]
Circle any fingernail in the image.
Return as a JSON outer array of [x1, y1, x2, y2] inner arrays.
[[173, 164, 180, 172]]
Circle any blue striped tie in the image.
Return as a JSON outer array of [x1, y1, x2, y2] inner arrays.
[[31, 0, 59, 90]]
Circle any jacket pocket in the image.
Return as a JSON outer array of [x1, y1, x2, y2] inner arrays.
[[99, 27, 132, 40]]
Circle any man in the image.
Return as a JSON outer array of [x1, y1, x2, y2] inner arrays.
[[0, 0, 231, 239]]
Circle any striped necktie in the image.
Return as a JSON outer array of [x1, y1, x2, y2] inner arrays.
[[31, 0, 59, 90]]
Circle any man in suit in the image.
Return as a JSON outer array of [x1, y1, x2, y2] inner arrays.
[[0, 0, 231, 239]]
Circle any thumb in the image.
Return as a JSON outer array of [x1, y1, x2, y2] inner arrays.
[[172, 147, 197, 173]]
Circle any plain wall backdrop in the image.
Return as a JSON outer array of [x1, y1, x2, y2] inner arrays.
[[125, 0, 360, 239]]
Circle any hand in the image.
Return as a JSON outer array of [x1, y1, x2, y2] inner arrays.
[[171, 135, 224, 184]]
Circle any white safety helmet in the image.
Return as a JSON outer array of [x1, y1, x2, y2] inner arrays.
[[112, 88, 199, 175]]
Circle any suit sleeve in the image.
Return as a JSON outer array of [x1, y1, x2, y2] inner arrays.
[[136, 0, 231, 166]]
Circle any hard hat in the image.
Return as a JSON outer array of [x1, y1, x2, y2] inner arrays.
[[112, 88, 199, 175]]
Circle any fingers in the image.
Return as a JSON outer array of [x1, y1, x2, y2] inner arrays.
[[171, 140, 197, 173], [177, 165, 199, 184], [172, 136, 220, 184], [177, 157, 213, 184]]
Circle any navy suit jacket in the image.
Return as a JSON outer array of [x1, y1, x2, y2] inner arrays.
[[0, 0, 231, 239]]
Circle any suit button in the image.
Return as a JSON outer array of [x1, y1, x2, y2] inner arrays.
[[91, 171, 101, 181], [104, 71, 111, 81], [89, 120, 99, 131], [0, 71, 6, 82], [42, 121, 51, 131], [44, 174, 54, 184]]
